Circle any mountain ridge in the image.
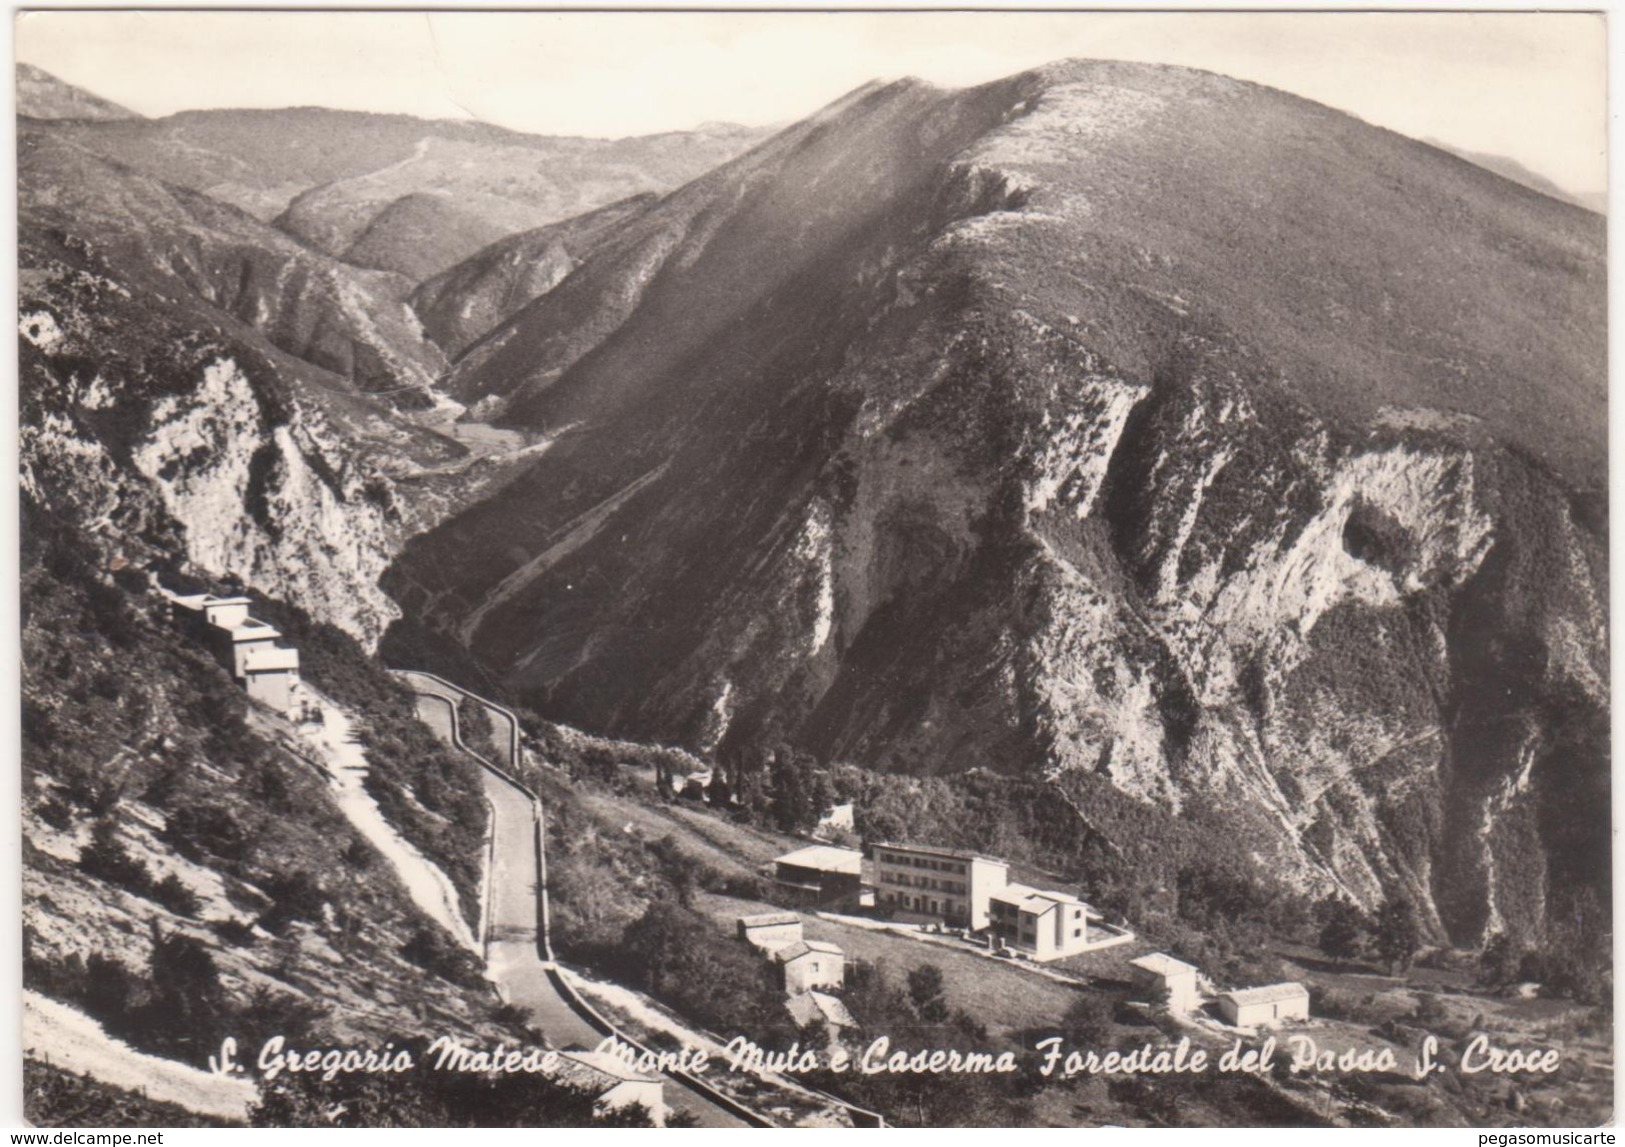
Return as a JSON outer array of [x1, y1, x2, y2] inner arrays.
[[383, 60, 1606, 950]]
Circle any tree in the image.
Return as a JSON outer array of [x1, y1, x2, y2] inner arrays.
[[768, 745, 819, 833], [1479, 933, 1521, 987], [906, 963, 950, 1024], [1316, 897, 1366, 964], [1372, 896, 1422, 976], [1060, 993, 1114, 1048]]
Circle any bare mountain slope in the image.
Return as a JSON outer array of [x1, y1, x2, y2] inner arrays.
[[42, 105, 767, 245], [384, 61, 1606, 949], [339, 192, 514, 282], [19, 124, 444, 402], [17, 63, 140, 121], [410, 193, 659, 357]]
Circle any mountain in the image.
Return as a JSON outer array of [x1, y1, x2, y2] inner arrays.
[[41, 105, 764, 247], [383, 61, 1607, 950], [272, 122, 768, 278], [339, 192, 514, 282], [19, 123, 445, 402], [1426, 138, 1606, 214], [18, 120, 561, 647], [17, 63, 140, 121], [410, 193, 658, 357]]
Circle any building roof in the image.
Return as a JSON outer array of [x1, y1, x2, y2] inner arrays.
[[873, 841, 1008, 866], [991, 881, 1089, 915], [226, 619, 280, 640], [739, 911, 801, 929], [554, 1050, 661, 1089], [243, 647, 300, 672], [775, 939, 844, 964], [1220, 982, 1309, 1007], [1130, 952, 1200, 977], [774, 844, 863, 875], [787, 990, 857, 1030]]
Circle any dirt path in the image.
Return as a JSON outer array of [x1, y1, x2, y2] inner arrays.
[[23, 992, 257, 1123], [304, 689, 478, 951]]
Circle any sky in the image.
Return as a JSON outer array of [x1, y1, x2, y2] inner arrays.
[[14, 9, 1608, 199]]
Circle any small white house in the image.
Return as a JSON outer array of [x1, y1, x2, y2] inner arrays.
[[1217, 982, 1310, 1028], [776, 939, 845, 994], [1129, 952, 1202, 1014], [553, 1050, 665, 1125], [243, 646, 301, 713], [737, 911, 803, 953]]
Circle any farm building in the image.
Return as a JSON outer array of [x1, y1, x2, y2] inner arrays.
[[1217, 983, 1310, 1028], [775, 939, 845, 994], [1129, 952, 1202, 1014], [772, 844, 864, 909], [737, 911, 804, 953]]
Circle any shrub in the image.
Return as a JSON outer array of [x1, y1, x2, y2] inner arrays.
[[151, 874, 202, 918], [400, 926, 485, 990], [163, 803, 251, 863], [212, 918, 258, 948], [78, 819, 155, 895]]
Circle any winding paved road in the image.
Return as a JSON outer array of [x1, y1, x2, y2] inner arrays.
[[404, 679, 749, 1128]]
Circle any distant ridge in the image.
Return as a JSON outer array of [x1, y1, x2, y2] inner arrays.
[[16, 63, 140, 121], [1426, 137, 1605, 214]]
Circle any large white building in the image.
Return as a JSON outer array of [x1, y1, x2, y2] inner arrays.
[[988, 882, 1098, 961], [873, 842, 1009, 930]]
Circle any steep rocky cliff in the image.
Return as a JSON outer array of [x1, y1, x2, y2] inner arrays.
[[385, 62, 1607, 947]]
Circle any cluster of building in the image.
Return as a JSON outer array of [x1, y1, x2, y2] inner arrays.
[[165, 590, 312, 719], [737, 912, 855, 1045], [1128, 952, 1310, 1029], [770, 839, 1127, 963]]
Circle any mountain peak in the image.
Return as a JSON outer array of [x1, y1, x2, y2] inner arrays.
[[16, 62, 140, 121]]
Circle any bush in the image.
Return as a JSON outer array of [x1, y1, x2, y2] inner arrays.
[[151, 874, 202, 918], [78, 819, 155, 895], [400, 926, 485, 990], [163, 803, 251, 863], [212, 918, 258, 948]]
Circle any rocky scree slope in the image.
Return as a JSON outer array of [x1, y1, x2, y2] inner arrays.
[[385, 61, 1607, 949]]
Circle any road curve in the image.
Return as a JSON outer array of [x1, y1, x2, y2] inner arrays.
[[403, 681, 752, 1128]]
